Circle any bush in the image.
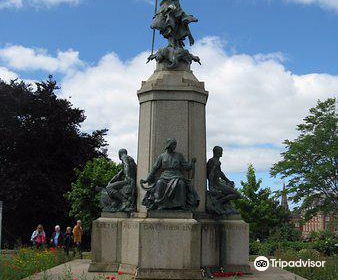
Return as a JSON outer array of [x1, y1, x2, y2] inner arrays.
[[313, 239, 338, 256], [275, 249, 338, 280], [250, 238, 338, 257], [268, 223, 302, 242]]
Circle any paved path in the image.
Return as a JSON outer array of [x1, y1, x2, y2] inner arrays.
[[23, 259, 307, 280]]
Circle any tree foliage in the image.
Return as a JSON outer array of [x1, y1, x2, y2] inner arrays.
[[65, 158, 121, 232], [271, 98, 338, 219], [0, 78, 108, 246], [233, 164, 290, 241]]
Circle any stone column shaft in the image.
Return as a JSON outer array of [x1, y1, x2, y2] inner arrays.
[[136, 63, 208, 212]]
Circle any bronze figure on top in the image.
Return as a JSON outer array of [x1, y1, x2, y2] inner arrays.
[[147, 0, 201, 69]]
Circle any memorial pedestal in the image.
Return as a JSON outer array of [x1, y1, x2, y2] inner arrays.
[[220, 220, 250, 273], [119, 216, 203, 280], [89, 211, 250, 278], [88, 213, 128, 272]]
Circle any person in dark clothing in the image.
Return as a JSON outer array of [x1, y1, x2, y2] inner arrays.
[[64, 227, 73, 256], [50, 225, 64, 248]]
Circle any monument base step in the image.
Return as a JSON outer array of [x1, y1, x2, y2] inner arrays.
[[88, 262, 120, 272], [119, 264, 203, 279], [223, 264, 251, 274], [135, 268, 203, 280]]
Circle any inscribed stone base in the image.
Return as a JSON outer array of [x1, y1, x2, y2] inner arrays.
[[119, 218, 203, 280], [88, 215, 126, 272], [219, 220, 250, 273]]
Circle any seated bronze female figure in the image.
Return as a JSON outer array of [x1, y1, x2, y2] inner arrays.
[[140, 138, 199, 211]]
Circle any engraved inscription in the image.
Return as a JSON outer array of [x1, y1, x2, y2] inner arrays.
[[122, 224, 139, 230], [96, 223, 118, 229], [142, 224, 196, 231]]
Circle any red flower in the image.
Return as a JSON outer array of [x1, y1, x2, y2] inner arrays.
[[118, 271, 124, 275], [212, 271, 244, 278]]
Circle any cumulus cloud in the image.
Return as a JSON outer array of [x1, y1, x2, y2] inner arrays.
[[0, 39, 337, 172], [190, 37, 337, 171], [57, 37, 337, 172], [0, 66, 18, 82], [0, 45, 84, 74], [0, 0, 81, 9], [60, 52, 154, 160]]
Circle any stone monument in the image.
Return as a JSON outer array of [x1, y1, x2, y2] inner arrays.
[[89, 0, 250, 278]]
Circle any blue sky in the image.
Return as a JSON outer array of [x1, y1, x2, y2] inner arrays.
[[1, 0, 338, 205], [1, 0, 337, 75]]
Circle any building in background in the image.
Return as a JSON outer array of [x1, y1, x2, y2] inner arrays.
[[281, 186, 336, 238]]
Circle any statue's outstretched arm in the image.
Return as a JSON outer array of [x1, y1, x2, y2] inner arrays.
[[143, 155, 162, 183], [180, 154, 193, 171], [109, 170, 123, 184], [220, 170, 231, 183]]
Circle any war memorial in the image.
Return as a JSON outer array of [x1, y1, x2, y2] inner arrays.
[[89, 0, 249, 279]]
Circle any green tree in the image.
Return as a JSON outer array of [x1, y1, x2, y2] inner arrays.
[[0, 78, 107, 246], [271, 98, 338, 220], [268, 223, 301, 242], [234, 164, 290, 241], [65, 158, 121, 232]]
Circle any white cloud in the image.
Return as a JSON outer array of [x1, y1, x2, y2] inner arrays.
[[0, 0, 22, 9], [0, 66, 18, 82], [191, 37, 337, 171], [0, 0, 81, 9], [60, 52, 154, 160], [278, 0, 338, 12], [0, 45, 84, 74], [1, 39, 337, 172]]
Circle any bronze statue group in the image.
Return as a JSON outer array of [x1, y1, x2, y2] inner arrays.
[[99, 139, 241, 216]]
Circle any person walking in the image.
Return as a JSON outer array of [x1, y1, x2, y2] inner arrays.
[[64, 227, 73, 256], [50, 225, 64, 249], [73, 220, 83, 258], [30, 224, 46, 250]]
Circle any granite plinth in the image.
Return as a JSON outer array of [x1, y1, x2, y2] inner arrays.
[[120, 218, 203, 279], [88, 216, 126, 272], [220, 219, 250, 273], [147, 210, 193, 219], [89, 213, 250, 278]]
